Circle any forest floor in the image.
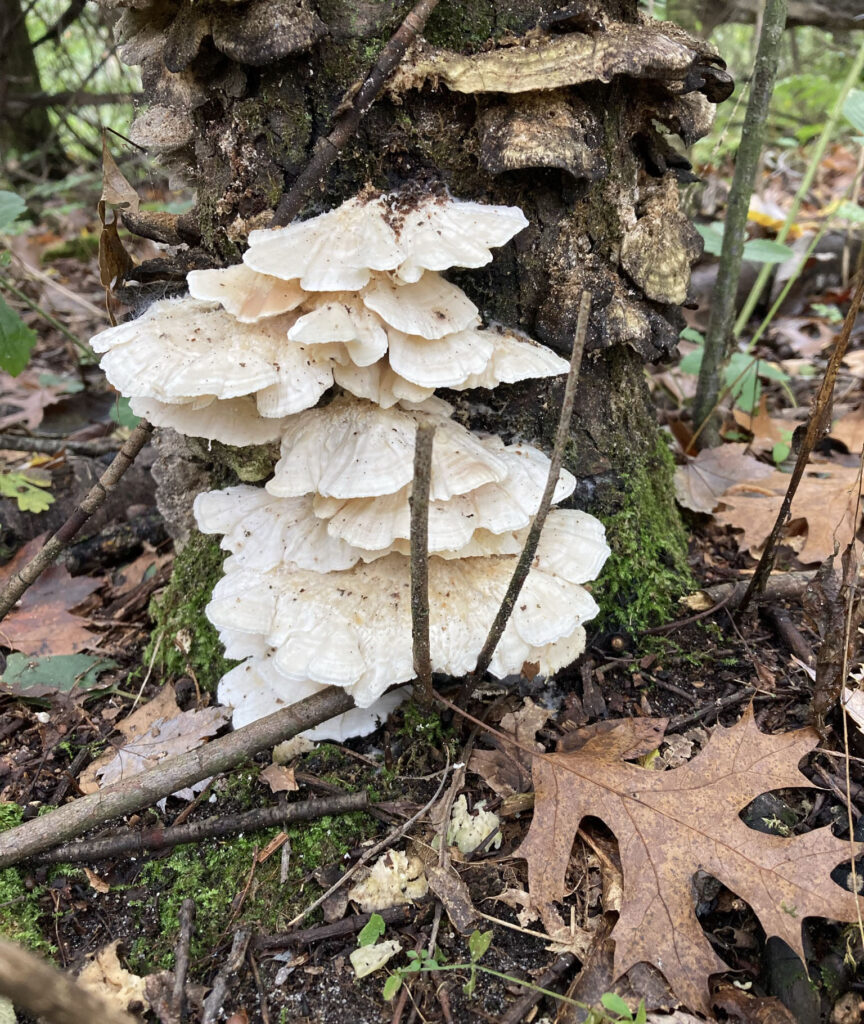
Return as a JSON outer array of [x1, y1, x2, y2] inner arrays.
[[1, 148, 864, 1024]]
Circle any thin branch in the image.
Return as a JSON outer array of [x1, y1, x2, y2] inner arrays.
[[271, 0, 441, 226], [30, 0, 86, 46], [737, 272, 864, 614], [201, 928, 250, 1024], [256, 904, 416, 951], [0, 940, 136, 1024], [692, 0, 787, 447], [171, 899, 196, 1021], [0, 419, 154, 623], [32, 792, 369, 864], [3, 90, 140, 108], [470, 291, 592, 681], [410, 422, 435, 704], [0, 685, 356, 868], [0, 433, 121, 456]]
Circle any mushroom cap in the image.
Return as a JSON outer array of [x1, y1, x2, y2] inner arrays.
[[314, 438, 576, 551], [361, 272, 479, 339], [217, 656, 409, 739], [387, 326, 494, 389], [266, 396, 509, 501], [453, 326, 570, 390], [287, 293, 388, 366], [187, 264, 306, 322], [129, 396, 286, 446], [206, 526, 605, 706], [92, 298, 335, 410], [194, 486, 377, 572], [243, 193, 527, 290], [332, 359, 435, 408]]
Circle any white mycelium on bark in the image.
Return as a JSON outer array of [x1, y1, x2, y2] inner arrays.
[[91, 190, 610, 739]]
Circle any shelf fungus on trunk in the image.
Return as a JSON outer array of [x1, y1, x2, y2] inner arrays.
[[91, 188, 610, 739]]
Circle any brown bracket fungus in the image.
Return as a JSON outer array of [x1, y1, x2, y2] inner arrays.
[[92, 189, 610, 739]]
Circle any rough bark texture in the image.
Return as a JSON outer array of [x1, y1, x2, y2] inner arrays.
[[107, 0, 730, 628]]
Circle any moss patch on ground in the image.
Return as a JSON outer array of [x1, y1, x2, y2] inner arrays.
[[127, 767, 379, 973], [0, 804, 52, 952], [145, 532, 234, 691]]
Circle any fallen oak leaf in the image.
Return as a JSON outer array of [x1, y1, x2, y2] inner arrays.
[[674, 443, 773, 514], [517, 708, 861, 1016]]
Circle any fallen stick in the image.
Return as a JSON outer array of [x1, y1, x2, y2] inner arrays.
[[0, 939, 136, 1024], [0, 419, 153, 622], [0, 685, 355, 868], [256, 904, 417, 950], [201, 927, 250, 1024], [171, 899, 196, 1021], [32, 791, 369, 864]]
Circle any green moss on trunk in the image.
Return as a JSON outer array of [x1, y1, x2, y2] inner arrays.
[[145, 533, 234, 690]]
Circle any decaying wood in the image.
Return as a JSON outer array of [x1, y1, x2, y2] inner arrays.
[[0, 419, 153, 622], [32, 791, 369, 864], [0, 939, 136, 1024], [0, 686, 355, 868], [171, 899, 196, 1022]]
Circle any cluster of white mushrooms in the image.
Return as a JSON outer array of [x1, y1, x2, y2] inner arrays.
[[91, 190, 611, 740]]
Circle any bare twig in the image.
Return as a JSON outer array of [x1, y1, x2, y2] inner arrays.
[[284, 751, 452, 929], [171, 899, 195, 1021], [738, 272, 864, 613], [271, 0, 441, 226], [32, 792, 369, 864], [470, 291, 591, 681], [256, 904, 416, 951], [0, 939, 135, 1024], [0, 686, 356, 868], [0, 419, 154, 623], [499, 953, 577, 1024], [410, 422, 435, 704], [0, 432, 122, 456], [201, 927, 251, 1024], [678, 571, 818, 615]]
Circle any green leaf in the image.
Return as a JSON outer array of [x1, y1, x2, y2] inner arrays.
[[742, 239, 795, 264], [772, 440, 791, 464], [634, 1000, 647, 1024], [0, 471, 54, 513], [600, 992, 633, 1020], [843, 89, 864, 136], [678, 348, 703, 375], [1, 653, 117, 698], [468, 929, 493, 963], [109, 395, 140, 428], [679, 327, 704, 344], [835, 201, 864, 224], [695, 222, 724, 256], [0, 294, 37, 376], [382, 974, 402, 1001], [0, 192, 26, 233], [357, 913, 386, 948], [38, 372, 85, 394]]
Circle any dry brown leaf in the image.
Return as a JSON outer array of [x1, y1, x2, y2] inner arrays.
[[674, 443, 773, 514], [732, 398, 795, 456], [842, 349, 864, 378], [101, 135, 140, 214], [0, 536, 101, 656], [259, 763, 298, 793], [0, 371, 69, 431], [468, 697, 548, 797], [715, 462, 864, 564], [517, 709, 861, 1015], [772, 315, 834, 357], [831, 406, 864, 454]]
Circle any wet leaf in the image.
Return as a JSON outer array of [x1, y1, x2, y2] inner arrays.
[[0, 652, 117, 699], [518, 709, 861, 1015]]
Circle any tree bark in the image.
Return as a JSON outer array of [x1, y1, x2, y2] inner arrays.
[[108, 0, 729, 627]]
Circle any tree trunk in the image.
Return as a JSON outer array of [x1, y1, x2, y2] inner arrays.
[[0, 0, 63, 170], [109, 0, 730, 630]]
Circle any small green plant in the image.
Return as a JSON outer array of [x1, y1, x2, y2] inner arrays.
[[0, 191, 37, 376]]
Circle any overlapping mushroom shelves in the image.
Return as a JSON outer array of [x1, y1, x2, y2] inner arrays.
[[89, 190, 611, 740]]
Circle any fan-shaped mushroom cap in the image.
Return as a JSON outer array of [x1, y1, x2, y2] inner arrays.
[[217, 656, 409, 739], [245, 196, 400, 291], [531, 509, 611, 584], [206, 529, 605, 706], [194, 486, 378, 572], [243, 193, 527, 290], [453, 326, 569, 390], [187, 264, 306, 322], [314, 439, 576, 551], [361, 272, 479, 339], [333, 360, 435, 408], [387, 326, 495, 389], [130, 396, 287, 445], [287, 293, 388, 366], [92, 298, 335, 411], [267, 397, 509, 501]]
